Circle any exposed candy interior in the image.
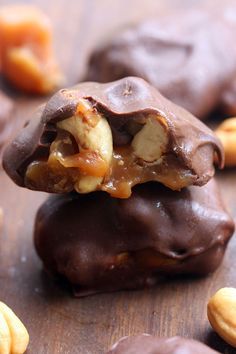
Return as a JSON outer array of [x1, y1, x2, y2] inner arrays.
[[25, 98, 195, 198]]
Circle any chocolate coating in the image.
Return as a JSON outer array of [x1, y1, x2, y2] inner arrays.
[[3, 77, 223, 195], [220, 78, 236, 116], [34, 179, 234, 296], [0, 90, 13, 159], [85, 7, 236, 119], [107, 335, 219, 354]]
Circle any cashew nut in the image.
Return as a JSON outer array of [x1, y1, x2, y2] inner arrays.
[[208, 287, 236, 348], [56, 98, 113, 193], [0, 301, 29, 354], [131, 114, 168, 163]]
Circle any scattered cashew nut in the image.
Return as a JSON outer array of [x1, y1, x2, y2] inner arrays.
[[207, 287, 236, 348], [215, 118, 236, 167], [132, 115, 168, 163], [0, 301, 29, 354]]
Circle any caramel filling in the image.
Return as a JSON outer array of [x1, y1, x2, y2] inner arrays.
[[25, 99, 193, 197]]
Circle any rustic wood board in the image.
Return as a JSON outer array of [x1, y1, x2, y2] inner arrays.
[[0, 0, 236, 353]]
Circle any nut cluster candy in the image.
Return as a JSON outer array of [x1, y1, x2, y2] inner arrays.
[[85, 5, 236, 119], [106, 334, 219, 354], [2, 76, 234, 297], [3, 77, 223, 198], [0, 5, 63, 94], [34, 179, 234, 296]]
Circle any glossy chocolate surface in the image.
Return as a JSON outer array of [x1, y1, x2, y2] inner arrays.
[[3, 77, 223, 196], [107, 335, 219, 354], [34, 179, 234, 296], [86, 7, 236, 119], [220, 78, 236, 116], [0, 90, 13, 158]]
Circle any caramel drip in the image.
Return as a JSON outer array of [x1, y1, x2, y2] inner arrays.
[[25, 129, 193, 197]]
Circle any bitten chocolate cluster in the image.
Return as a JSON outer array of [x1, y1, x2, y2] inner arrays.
[[3, 77, 234, 296], [3, 77, 223, 198]]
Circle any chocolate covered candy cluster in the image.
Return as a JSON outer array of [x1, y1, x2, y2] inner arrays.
[[3, 77, 234, 296], [85, 5, 236, 119]]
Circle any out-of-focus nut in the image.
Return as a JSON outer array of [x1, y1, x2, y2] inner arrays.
[[0, 301, 29, 354], [215, 118, 236, 167], [207, 287, 236, 347], [0, 208, 3, 231], [131, 115, 168, 163], [0, 5, 63, 94], [56, 99, 113, 193]]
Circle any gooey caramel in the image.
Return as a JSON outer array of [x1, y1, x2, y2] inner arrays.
[[25, 100, 193, 198]]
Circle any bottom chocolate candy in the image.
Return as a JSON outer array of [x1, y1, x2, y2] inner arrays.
[[106, 335, 219, 354], [34, 179, 234, 296]]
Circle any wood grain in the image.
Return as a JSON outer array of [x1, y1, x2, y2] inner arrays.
[[0, 1, 236, 353]]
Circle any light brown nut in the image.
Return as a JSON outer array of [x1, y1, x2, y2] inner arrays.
[[131, 115, 168, 163], [207, 287, 236, 347], [215, 118, 236, 167], [0, 301, 29, 354]]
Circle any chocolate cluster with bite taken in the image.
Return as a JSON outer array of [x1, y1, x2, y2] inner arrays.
[[3, 77, 223, 198], [34, 179, 234, 296], [3, 76, 233, 298]]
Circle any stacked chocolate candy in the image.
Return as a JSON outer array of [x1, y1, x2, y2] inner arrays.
[[3, 77, 234, 296]]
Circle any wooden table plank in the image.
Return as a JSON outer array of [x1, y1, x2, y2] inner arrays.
[[0, 1, 236, 353]]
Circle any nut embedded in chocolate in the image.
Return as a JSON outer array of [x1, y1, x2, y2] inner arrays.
[[85, 7, 236, 119], [106, 335, 219, 354], [3, 77, 223, 198], [34, 179, 234, 297]]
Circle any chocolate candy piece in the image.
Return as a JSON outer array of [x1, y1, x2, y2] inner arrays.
[[34, 179, 234, 297], [220, 78, 236, 116], [0, 91, 14, 159], [3, 77, 223, 198], [85, 8, 236, 119], [107, 335, 219, 354]]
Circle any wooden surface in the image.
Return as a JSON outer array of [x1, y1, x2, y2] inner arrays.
[[0, 0, 236, 353]]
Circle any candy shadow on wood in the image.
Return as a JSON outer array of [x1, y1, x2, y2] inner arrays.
[[205, 329, 236, 354], [38, 270, 215, 299]]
